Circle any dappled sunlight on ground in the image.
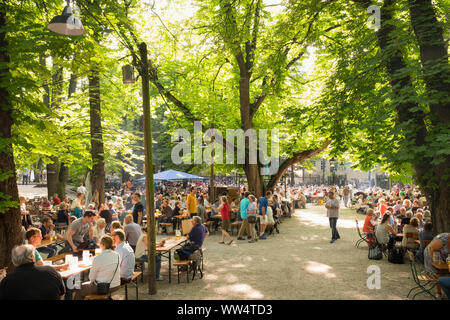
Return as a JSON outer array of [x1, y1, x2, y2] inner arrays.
[[215, 283, 264, 299], [305, 261, 336, 278], [295, 208, 364, 229]]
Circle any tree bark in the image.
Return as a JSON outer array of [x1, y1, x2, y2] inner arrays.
[[89, 67, 105, 208], [407, 0, 450, 234], [56, 74, 77, 198], [0, 10, 21, 271], [46, 62, 63, 198], [353, 0, 450, 234]]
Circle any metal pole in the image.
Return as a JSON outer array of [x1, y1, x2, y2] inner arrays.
[[138, 42, 156, 295]]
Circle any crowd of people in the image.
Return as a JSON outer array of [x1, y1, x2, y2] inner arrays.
[[1, 177, 448, 300]]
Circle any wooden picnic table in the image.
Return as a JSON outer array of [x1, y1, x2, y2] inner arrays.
[[55, 256, 94, 300], [156, 236, 188, 284]]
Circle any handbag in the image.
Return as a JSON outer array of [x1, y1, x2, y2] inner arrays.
[[247, 215, 256, 223], [97, 255, 119, 295], [368, 244, 382, 260]]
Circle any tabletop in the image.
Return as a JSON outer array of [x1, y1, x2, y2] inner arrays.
[[56, 257, 94, 279], [431, 260, 449, 271], [36, 239, 57, 248], [156, 236, 188, 252]]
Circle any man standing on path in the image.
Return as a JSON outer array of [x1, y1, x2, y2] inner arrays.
[[325, 191, 340, 243], [237, 192, 250, 240], [257, 191, 271, 240], [343, 185, 350, 208]]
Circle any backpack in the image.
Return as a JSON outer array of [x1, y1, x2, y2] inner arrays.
[[368, 244, 382, 260], [388, 246, 405, 264]]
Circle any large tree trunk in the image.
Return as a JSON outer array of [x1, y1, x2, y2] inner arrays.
[[46, 62, 63, 198], [408, 0, 450, 234], [56, 74, 77, 198], [89, 67, 105, 208], [353, 0, 449, 234], [0, 10, 21, 271], [46, 156, 59, 199]]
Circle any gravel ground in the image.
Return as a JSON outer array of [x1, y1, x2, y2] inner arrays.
[[18, 185, 430, 300]]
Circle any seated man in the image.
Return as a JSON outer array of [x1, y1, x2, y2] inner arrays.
[[186, 216, 209, 248], [123, 215, 142, 252], [38, 217, 59, 258], [25, 228, 45, 265], [112, 229, 135, 284], [160, 198, 174, 233], [0, 245, 65, 300]]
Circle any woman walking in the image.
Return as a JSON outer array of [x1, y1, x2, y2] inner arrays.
[[218, 196, 233, 245]]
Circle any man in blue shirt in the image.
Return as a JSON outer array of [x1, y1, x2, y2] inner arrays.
[[187, 216, 209, 247], [237, 192, 250, 240], [258, 191, 271, 240]]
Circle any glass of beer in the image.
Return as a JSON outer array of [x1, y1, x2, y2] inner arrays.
[[175, 229, 181, 240], [95, 248, 101, 256]]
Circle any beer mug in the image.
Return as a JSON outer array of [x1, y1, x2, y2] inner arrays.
[[175, 229, 181, 240], [95, 248, 101, 256]]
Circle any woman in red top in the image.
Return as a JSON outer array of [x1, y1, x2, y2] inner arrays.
[[218, 196, 233, 245], [363, 208, 377, 246]]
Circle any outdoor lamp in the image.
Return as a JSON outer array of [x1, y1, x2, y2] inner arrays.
[[47, 1, 85, 36], [122, 65, 135, 84]]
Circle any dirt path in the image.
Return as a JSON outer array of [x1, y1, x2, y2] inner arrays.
[[127, 204, 426, 300]]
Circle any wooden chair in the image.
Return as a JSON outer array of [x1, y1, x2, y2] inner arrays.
[[405, 232, 420, 251], [406, 251, 437, 300], [355, 219, 368, 248]]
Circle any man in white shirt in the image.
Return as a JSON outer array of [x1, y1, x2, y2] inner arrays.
[[112, 229, 135, 284], [325, 191, 341, 243]]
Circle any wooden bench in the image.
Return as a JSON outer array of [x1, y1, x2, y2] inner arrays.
[[174, 260, 191, 284], [230, 221, 242, 236], [120, 271, 142, 300], [159, 222, 174, 234], [135, 260, 145, 283]]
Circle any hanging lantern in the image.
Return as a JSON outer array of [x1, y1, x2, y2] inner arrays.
[[122, 65, 135, 84], [47, 1, 84, 36]]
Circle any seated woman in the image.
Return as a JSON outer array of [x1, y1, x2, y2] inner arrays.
[[56, 202, 70, 226], [424, 232, 449, 275], [362, 208, 377, 246], [415, 222, 433, 264], [74, 235, 121, 300], [93, 218, 106, 244], [375, 212, 398, 249], [19, 196, 32, 230], [401, 217, 420, 250]]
